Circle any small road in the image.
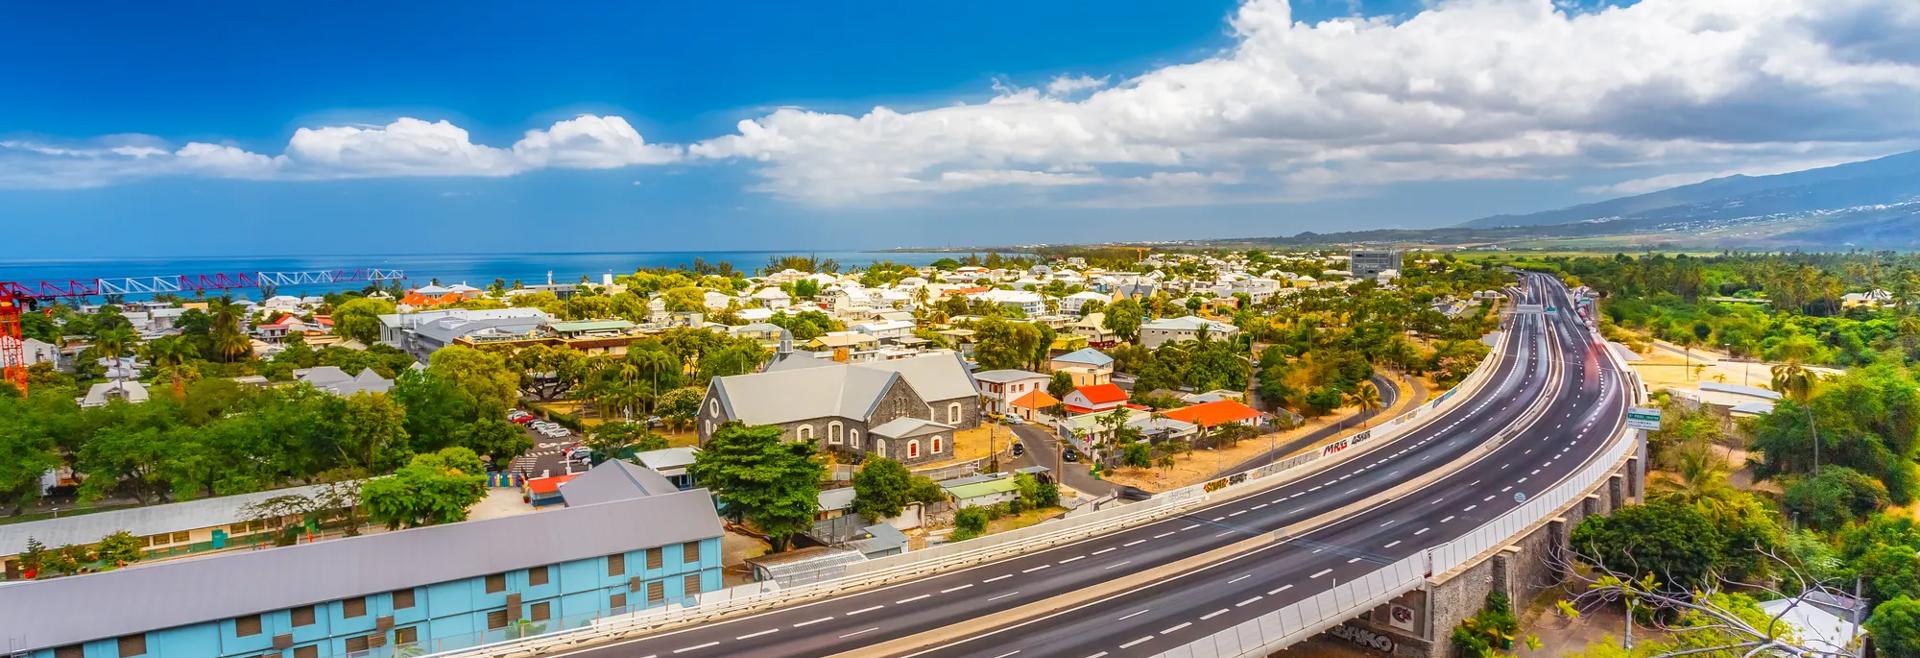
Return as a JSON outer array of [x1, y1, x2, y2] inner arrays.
[[1006, 423, 1117, 497]]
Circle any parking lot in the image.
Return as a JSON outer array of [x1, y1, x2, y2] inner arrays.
[[504, 410, 587, 480]]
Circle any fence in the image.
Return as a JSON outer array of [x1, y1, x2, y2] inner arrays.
[[1146, 324, 1646, 658], [424, 323, 1523, 658]]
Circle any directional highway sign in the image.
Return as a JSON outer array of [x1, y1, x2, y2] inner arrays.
[[1626, 406, 1663, 431]]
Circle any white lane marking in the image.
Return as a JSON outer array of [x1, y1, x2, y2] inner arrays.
[[737, 629, 779, 640], [1091, 547, 1117, 556], [1180, 524, 1201, 531], [1517, 477, 1528, 484], [1484, 495, 1496, 502], [1501, 486, 1513, 492], [1228, 510, 1247, 517], [1212, 516, 1226, 522], [1464, 505, 1478, 512], [1311, 568, 1333, 578], [1290, 507, 1307, 514], [1414, 527, 1430, 535], [1269, 584, 1294, 595], [1059, 556, 1086, 564], [1347, 557, 1363, 564], [1152, 532, 1175, 539], [1236, 595, 1265, 607], [988, 591, 1020, 602], [1379, 520, 1393, 528], [1384, 540, 1402, 548], [1431, 498, 1444, 505], [794, 616, 834, 627], [1288, 492, 1305, 499], [1085, 653, 1109, 658], [942, 583, 975, 593], [1441, 515, 1456, 523], [674, 641, 720, 653], [983, 574, 1013, 583], [839, 627, 879, 639], [1161, 622, 1192, 634], [1105, 560, 1132, 570], [1022, 564, 1050, 574], [1227, 574, 1251, 584], [991, 652, 1021, 658], [1200, 608, 1230, 620], [1119, 609, 1152, 621], [847, 605, 884, 615], [1124, 539, 1147, 547], [897, 593, 932, 603], [1214, 531, 1234, 538], [1119, 637, 1155, 649], [1252, 503, 1269, 510]]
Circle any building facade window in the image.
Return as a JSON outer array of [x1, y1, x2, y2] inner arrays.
[[947, 403, 961, 424], [395, 626, 418, 646], [647, 581, 666, 605], [342, 596, 366, 618], [932, 436, 943, 454], [391, 588, 416, 610], [849, 429, 860, 447], [485, 573, 506, 593], [291, 605, 316, 627], [708, 399, 718, 416], [293, 646, 318, 658], [907, 440, 921, 459], [607, 553, 626, 576], [530, 601, 551, 622], [117, 634, 146, 657], [486, 610, 509, 630], [684, 574, 702, 597], [828, 422, 843, 444], [875, 440, 887, 459], [610, 593, 628, 610], [235, 614, 262, 637], [683, 542, 701, 564], [528, 566, 550, 587], [797, 425, 814, 441], [646, 547, 663, 570]]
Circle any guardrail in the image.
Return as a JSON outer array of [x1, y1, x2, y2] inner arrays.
[[1147, 321, 1645, 658], [423, 315, 1526, 658]]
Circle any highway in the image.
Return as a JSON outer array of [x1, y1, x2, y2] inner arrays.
[[554, 274, 1624, 658]]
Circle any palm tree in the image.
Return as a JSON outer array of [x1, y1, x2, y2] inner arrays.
[[1345, 382, 1384, 428], [143, 335, 200, 398], [208, 299, 250, 362], [93, 325, 136, 378], [1772, 358, 1819, 470]]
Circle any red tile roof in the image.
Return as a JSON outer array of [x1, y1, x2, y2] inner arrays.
[[1009, 390, 1061, 409], [1072, 383, 1129, 405], [1161, 399, 1263, 429]]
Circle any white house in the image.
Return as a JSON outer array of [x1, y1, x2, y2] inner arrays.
[[973, 369, 1050, 417], [1138, 315, 1239, 349], [970, 289, 1046, 316], [751, 287, 793, 309], [852, 319, 915, 341], [1059, 291, 1110, 316]]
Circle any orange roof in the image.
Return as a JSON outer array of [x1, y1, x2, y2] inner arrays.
[[525, 474, 579, 495], [1162, 399, 1263, 429], [1071, 383, 1129, 405], [1010, 389, 1061, 409]]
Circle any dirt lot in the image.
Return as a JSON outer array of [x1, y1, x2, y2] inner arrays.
[[1100, 375, 1421, 492]]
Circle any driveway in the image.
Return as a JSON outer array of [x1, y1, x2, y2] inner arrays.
[[1006, 423, 1118, 497]]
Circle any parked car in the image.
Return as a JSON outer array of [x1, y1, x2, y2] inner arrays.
[[1062, 448, 1080, 463], [1010, 442, 1025, 457], [566, 446, 593, 462], [1005, 415, 1024, 425]]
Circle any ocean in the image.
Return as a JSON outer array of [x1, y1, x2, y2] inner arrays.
[[0, 251, 960, 299]]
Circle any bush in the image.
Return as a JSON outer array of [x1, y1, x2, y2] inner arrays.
[[1450, 591, 1518, 657], [952, 507, 990, 541], [1783, 466, 1890, 531]]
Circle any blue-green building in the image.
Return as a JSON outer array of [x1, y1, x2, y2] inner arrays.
[[1, 461, 724, 658]]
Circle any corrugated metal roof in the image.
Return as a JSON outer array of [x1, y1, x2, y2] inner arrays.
[[943, 478, 1020, 500], [0, 489, 722, 652], [559, 460, 679, 507], [0, 482, 349, 555]]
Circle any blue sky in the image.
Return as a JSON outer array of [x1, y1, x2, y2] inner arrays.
[[3, 0, 1916, 257]]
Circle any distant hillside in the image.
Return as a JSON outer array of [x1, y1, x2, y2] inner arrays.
[[1461, 150, 1920, 229]]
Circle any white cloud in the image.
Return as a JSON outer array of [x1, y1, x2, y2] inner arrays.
[[1045, 75, 1110, 97], [690, 0, 1920, 205], [0, 114, 679, 188], [511, 115, 681, 169]]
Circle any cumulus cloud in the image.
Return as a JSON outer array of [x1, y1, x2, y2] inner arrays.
[[0, 114, 678, 188], [689, 0, 1920, 205]]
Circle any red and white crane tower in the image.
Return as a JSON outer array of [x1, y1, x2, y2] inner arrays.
[[0, 267, 406, 394]]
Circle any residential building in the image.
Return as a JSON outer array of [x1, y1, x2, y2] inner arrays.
[[78, 380, 149, 408], [941, 474, 1021, 509], [0, 336, 59, 369], [293, 366, 394, 397], [1137, 315, 1238, 349], [1048, 348, 1115, 387], [1055, 407, 1197, 452], [1008, 390, 1061, 422], [377, 308, 553, 360], [699, 347, 981, 465], [972, 369, 1049, 417], [1066, 313, 1119, 348], [632, 448, 700, 491], [1349, 249, 1402, 277], [1059, 291, 1109, 316], [851, 319, 915, 342], [969, 289, 1046, 316], [2, 469, 723, 658], [1161, 399, 1266, 433], [1061, 383, 1128, 415]]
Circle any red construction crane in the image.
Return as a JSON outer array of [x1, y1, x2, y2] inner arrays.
[[0, 267, 406, 395]]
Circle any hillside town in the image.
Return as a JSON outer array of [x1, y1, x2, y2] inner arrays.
[[0, 247, 1516, 657]]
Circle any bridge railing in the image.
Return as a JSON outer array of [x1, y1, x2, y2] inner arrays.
[[421, 328, 1525, 657], [1146, 326, 1646, 658]]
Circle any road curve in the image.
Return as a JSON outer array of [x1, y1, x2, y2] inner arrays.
[[548, 274, 1616, 658]]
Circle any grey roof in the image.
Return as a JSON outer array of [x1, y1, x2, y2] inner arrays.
[[972, 369, 1046, 384], [1050, 348, 1114, 367], [79, 380, 149, 407], [869, 417, 953, 439], [558, 459, 680, 507], [847, 523, 908, 558], [714, 351, 977, 426], [817, 487, 857, 512], [0, 482, 347, 556], [1702, 381, 1783, 400], [634, 447, 699, 472], [294, 366, 394, 396], [0, 489, 722, 652]]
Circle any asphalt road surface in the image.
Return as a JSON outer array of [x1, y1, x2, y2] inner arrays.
[[553, 274, 1622, 658]]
